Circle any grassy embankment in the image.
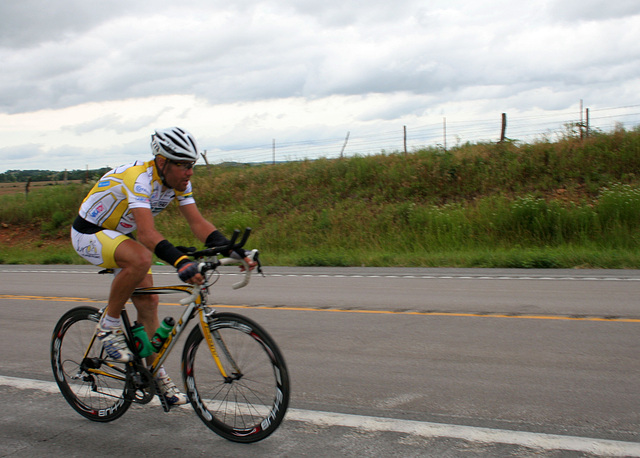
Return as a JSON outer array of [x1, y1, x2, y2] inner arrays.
[[2, 127, 640, 268]]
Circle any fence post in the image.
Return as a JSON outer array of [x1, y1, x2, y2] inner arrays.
[[272, 139, 276, 165], [586, 108, 590, 138], [580, 99, 584, 140], [500, 113, 507, 142], [443, 117, 447, 152], [340, 131, 350, 158], [403, 126, 407, 155]]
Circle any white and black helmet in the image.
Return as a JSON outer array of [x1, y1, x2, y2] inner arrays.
[[151, 127, 199, 162]]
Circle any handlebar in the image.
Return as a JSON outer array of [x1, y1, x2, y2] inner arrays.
[[188, 228, 252, 259], [180, 228, 262, 290], [217, 249, 259, 289]]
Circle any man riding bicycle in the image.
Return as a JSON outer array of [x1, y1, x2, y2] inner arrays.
[[71, 127, 255, 406]]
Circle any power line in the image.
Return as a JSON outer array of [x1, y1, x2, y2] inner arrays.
[[209, 104, 640, 164]]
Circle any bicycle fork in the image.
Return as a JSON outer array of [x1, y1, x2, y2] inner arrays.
[[199, 309, 243, 383]]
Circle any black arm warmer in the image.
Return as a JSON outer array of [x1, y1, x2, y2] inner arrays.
[[154, 239, 189, 267]]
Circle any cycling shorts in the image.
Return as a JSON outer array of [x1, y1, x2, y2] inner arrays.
[[71, 227, 131, 268]]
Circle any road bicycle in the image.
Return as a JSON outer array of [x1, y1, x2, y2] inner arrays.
[[50, 229, 290, 443]]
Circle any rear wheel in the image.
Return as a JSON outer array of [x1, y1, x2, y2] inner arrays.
[[182, 312, 290, 442], [51, 306, 132, 422]]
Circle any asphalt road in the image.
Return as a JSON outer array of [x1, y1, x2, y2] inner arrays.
[[1, 265, 639, 457]]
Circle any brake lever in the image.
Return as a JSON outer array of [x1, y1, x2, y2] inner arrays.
[[253, 251, 264, 277]]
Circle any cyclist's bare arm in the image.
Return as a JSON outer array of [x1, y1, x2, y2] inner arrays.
[[178, 203, 216, 242], [131, 207, 165, 251]]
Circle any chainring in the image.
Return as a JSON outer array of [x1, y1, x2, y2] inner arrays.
[[125, 364, 156, 404]]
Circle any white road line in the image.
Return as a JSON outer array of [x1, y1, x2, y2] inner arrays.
[[286, 410, 640, 456], [1, 375, 638, 456], [2, 268, 640, 282]]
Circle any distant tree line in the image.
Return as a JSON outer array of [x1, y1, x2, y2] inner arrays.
[[0, 168, 111, 183]]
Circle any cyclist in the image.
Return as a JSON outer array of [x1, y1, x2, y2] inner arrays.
[[71, 126, 256, 406]]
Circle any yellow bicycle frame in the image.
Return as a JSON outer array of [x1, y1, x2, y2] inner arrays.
[[83, 279, 240, 384]]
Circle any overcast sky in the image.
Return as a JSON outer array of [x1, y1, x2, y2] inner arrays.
[[1, 0, 640, 173]]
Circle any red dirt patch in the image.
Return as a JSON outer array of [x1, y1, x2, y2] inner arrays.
[[0, 223, 68, 248]]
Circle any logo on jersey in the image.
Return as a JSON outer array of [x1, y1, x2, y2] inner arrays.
[[98, 180, 111, 188], [134, 184, 149, 194], [90, 204, 105, 218]]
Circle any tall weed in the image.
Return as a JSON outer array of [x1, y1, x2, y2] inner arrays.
[[4, 128, 640, 267]]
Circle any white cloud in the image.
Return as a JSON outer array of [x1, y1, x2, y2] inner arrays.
[[547, 0, 640, 21], [1, 0, 639, 172]]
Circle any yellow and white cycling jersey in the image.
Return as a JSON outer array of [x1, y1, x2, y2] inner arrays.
[[78, 159, 195, 234]]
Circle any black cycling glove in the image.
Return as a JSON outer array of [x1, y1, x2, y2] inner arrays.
[[205, 230, 233, 256], [205, 230, 249, 258], [206, 229, 228, 246]]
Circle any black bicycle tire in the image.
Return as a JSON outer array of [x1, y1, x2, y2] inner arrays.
[[51, 306, 132, 422], [182, 312, 290, 443]]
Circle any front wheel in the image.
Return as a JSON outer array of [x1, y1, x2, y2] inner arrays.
[[182, 312, 290, 443], [51, 306, 132, 422]]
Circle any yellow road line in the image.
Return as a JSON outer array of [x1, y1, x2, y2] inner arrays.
[[215, 304, 640, 323], [0, 295, 103, 302], [1, 294, 639, 323]]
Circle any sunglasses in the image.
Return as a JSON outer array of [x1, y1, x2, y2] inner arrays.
[[169, 160, 195, 170]]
